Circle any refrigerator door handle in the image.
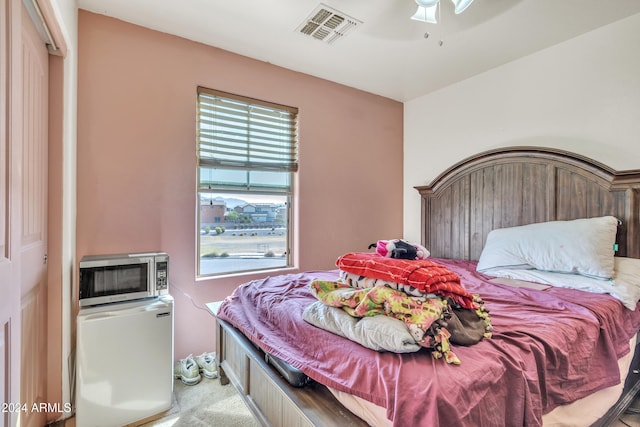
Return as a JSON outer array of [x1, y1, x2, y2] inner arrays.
[[80, 301, 172, 321], [82, 312, 119, 321], [156, 312, 171, 318]]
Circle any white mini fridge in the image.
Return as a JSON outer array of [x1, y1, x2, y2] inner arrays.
[[76, 295, 174, 427]]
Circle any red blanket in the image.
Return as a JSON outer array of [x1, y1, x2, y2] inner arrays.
[[337, 252, 477, 309]]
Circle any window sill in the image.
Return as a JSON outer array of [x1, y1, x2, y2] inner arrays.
[[195, 266, 299, 284]]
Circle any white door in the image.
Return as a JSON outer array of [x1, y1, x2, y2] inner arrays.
[[0, 2, 22, 426]]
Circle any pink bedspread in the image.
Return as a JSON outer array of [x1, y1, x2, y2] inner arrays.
[[217, 259, 640, 427]]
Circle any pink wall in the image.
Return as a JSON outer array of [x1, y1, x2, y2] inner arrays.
[[77, 11, 403, 358]]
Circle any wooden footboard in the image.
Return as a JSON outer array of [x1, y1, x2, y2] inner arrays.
[[215, 317, 368, 427]]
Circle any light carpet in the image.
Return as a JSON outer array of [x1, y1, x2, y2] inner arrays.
[[136, 378, 259, 427]]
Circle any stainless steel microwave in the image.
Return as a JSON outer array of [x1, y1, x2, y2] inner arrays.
[[79, 252, 169, 307]]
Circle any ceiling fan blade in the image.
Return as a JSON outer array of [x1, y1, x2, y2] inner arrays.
[[411, 4, 438, 23], [359, 0, 428, 41], [451, 0, 475, 14]]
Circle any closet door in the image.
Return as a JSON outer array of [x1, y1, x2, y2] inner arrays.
[[20, 3, 49, 427], [0, 2, 49, 426]]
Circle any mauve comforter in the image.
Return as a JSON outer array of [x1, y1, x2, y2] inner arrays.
[[217, 258, 640, 427]]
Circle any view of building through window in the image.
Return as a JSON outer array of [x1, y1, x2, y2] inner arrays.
[[199, 193, 289, 276]]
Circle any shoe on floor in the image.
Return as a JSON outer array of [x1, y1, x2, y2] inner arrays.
[[174, 354, 202, 385], [195, 352, 218, 379]]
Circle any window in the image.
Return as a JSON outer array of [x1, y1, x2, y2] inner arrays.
[[196, 87, 298, 277]]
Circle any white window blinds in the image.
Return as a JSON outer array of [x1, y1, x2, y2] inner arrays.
[[197, 87, 298, 172]]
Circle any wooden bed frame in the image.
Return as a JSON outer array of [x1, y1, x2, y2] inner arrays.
[[215, 147, 640, 427]]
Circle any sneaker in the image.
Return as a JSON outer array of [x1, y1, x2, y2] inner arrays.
[[195, 352, 218, 379], [174, 354, 201, 385]]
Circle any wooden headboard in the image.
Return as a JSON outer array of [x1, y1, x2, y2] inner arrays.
[[415, 147, 640, 260]]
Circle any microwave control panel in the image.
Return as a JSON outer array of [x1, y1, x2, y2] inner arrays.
[[156, 260, 168, 290]]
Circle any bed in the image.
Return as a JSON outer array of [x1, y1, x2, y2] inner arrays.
[[214, 147, 640, 427]]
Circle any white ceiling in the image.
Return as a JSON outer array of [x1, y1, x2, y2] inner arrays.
[[77, 0, 640, 102]]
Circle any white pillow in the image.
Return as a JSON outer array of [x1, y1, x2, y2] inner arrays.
[[478, 257, 640, 310], [476, 216, 618, 280]]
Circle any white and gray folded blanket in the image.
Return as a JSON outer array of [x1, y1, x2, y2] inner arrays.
[[302, 301, 421, 353]]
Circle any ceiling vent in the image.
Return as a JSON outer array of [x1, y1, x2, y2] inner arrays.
[[296, 3, 362, 45]]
